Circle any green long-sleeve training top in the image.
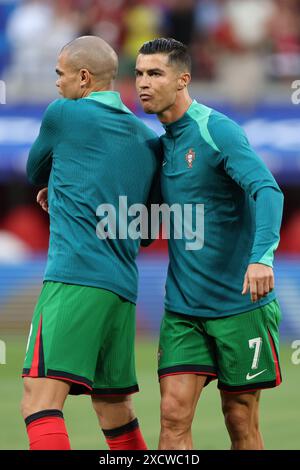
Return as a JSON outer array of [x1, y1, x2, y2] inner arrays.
[[27, 91, 161, 303], [161, 100, 284, 318]]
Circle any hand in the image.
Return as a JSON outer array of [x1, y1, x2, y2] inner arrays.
[[37, 187, 49, 213], [242, 263, 274, 303]]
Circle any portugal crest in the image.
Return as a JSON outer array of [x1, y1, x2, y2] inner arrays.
[[185, 148, 196, 168]]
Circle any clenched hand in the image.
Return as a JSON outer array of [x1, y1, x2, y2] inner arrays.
[[37, 187, 48, 213]]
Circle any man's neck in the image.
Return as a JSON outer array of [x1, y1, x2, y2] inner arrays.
[[158, 91, 193, 124], [81, 84, 114, 98]]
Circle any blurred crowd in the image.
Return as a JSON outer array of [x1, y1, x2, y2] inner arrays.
[[0, 0, 300, 96], [0, 0, 300, 260]]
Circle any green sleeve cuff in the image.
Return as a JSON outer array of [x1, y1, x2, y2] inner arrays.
[[250, 241, 279, 268]]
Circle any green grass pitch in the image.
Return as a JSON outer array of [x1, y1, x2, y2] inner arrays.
[[0, 333, 299, 449]]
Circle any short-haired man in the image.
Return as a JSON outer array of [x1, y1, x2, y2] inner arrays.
[[136, 38, 284, 450], [21, 36, 161, 450]]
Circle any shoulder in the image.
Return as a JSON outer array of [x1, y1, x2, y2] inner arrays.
[[185, 102, 245, 152], [45, 98, 66, 112], [207, 109, 248, 150], [133, 115, 160, 146], [131, 113, 158, 137], [43, 99, 67, 121]]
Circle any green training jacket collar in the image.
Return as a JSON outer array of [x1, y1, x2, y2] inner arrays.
[[84, 91, 132, 114], [163, 99, 213, 133]]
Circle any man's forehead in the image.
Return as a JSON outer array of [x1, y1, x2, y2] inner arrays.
[[59, 50, 75, 67], [56, 53, 75, 74], [57, 52, 67, 65], [136, 53, 171, 70]]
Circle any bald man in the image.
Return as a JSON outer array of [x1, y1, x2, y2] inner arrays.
[[21, 36, 161, 450]]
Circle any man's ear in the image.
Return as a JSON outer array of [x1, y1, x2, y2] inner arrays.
[[80, 68, 90, 88], [178, 72, 191, 90]]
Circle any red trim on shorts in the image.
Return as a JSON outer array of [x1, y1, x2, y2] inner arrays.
[[87, 391, 139, 397], [268, 329, 282, 386], [46, 375, 93, 390], [29, 315, 42, 376], [159, 371, 217, 380], [87, 384, 139, 397]]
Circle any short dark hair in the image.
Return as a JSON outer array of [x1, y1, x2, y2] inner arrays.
[[138, 38, 191, 73]]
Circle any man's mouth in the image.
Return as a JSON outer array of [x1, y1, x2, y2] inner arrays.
[[139, 94, 152, 101]]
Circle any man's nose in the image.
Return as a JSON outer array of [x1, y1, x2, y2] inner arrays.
[[139, 75, 150, 88]]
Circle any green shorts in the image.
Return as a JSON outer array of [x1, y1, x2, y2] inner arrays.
[[23, 281, 138, 396], [158, 300, 282, 392]]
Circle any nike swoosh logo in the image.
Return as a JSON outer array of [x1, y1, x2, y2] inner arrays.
[[246, 369, 267, 380], [162, 161, 167, 166]]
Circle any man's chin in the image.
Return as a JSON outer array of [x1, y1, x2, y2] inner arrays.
[[141, 104, 156, 115]]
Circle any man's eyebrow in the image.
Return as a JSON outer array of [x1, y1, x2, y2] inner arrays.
[[135, 68, 165, 74]]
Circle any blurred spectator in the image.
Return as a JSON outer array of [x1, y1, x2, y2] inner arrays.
[[191, 0, 225, 79], [216, 0, 275, 105], [267, 0, 300, 79], [78, 0, 126, 51], [4, 0, 79, 101], [195, 0, 225, 36], [225, 0, 274, 49], [163, 0, 196, 46], [120, 0, 162, 76]]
